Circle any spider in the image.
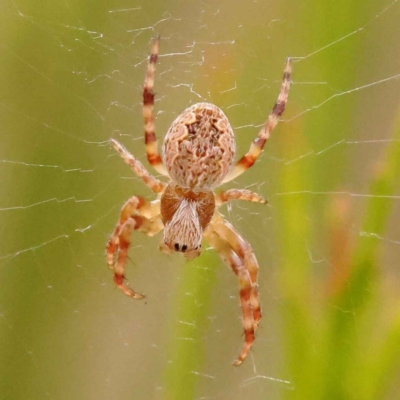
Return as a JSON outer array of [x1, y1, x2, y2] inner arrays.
[[107, 37, 292, 366]]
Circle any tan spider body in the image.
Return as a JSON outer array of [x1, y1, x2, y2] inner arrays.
[[163, 102, 236, 189], [107, 37, 292, 366]]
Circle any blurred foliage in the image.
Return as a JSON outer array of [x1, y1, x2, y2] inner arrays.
[[1, 0, 400, 399]]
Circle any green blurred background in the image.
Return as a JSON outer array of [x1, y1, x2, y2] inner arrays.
[[1, 0, 400, 399]]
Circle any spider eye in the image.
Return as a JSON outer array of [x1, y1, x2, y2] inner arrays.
[[174, 243, 180, 251], [182, 245, 188, 252]]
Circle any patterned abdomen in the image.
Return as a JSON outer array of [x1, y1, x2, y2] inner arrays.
[[162, 103, 236, 190]]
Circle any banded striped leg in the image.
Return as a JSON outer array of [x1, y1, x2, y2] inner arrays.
[[222, 57, 292, 183], [211, 213, 261, 330], [204, 226, 256, 366], [143, 36, 168, 176], [215, 188, 267, 207], [111, 139, 166, 194], [107, 197, 163, 299]]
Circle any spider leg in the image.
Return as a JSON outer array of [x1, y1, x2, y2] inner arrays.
[[204, 216, 261, 366], [111, 139, 166, 194], [143, 36, 169, 176], [107, 196, 163, 299], [215, 188, 267, 206], [222, 57, 292, 183], [211, 213, 261, 329], [204, 227, 256, 366]]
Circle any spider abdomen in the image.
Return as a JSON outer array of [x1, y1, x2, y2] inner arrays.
[[163, 103, 236, 190]]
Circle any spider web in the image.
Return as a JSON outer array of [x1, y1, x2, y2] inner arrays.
[[1, 0, 400, 399]]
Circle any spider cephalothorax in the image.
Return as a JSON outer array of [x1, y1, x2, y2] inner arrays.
[[160, 184, 215, 258], [107, 37, 292, 365]]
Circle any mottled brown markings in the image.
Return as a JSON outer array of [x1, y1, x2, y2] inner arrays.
[[237, 153, 257, 169], [149, 53, 158, 64], [114, 274, 124, 286], [143, 88, 155, 106], [240, 287, 251, 301], [145, 131, 156, 144], [272, 101, 286, 117], [163, 102, 236, 189], [147, 153, 162, 165], [187, 122, 198, 137]]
